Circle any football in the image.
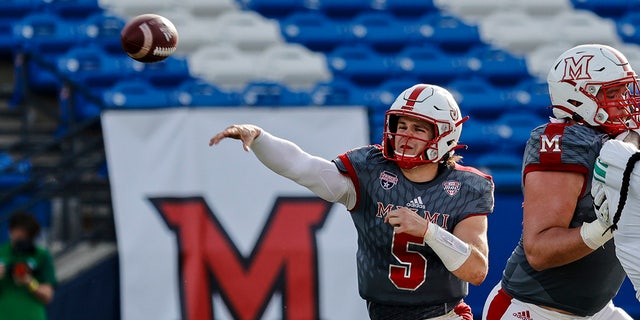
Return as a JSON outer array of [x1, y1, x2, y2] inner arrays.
[[120, 14, 178, 63]]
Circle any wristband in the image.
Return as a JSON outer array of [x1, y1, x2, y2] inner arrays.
[[28, 279, 39, 292], [580, 219, 613, 250], [423, 222, 471, 271]]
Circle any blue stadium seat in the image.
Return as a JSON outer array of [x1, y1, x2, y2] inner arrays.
[[370, 0, 435, 16], [76, 12, 126, 54], [327, 45, 395, 86], [0, 152, 31, 189], [307, 0, 373, 18], [493, 112, 538, 153], [347, 12, 412, 53], [129, 56, 193, 88], [169, 79, 241, 107], [0, 18, 16, 56], [414, 12, 482, 52], [241, 81, 311, 106], [55, 44, 132, 90], [57, 48, 185, 122], [510, 78, 552, 119], [0, 0, 38, 19], [37, 0, 103, 20], [12, 12, 80, 55], [464, 46, 529, 85], [569, 0, 632, 18], [616, 12, 640, 45], [61, 88, 102, 123], [309, 79, 365, 106], [474, 152, 522, 193], [0, 152, 30, 172], [446, 77, 514, 120], [462, 111, 536, 165], [240, 0, 307, 18], [55, 45, 148, 123], [394, 44, 470, 85], [458, 118, 494, 160], [101, 79, 172, 109], [0, 0, 38, 55], [12, 12, 81, 93], [280, 12, 349, 52]]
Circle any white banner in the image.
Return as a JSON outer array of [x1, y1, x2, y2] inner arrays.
[[102, 107, 370, 320]]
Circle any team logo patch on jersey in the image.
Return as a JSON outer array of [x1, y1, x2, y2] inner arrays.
[[539, 134, 562, 153], [379, 171, 398, 190], [443, 181, 461, 196]]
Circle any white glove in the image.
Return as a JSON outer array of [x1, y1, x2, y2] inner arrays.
[[584, 172, 614, 249], [591, 178, 612, 227], [585, 157, 615, 249], [580, 217, 613, 249]]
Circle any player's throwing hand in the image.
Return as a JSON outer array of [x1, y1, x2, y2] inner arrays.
[[209, 124, 262, 152]]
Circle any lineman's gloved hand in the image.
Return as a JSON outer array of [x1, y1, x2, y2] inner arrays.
[[591, 178, 612, 227]]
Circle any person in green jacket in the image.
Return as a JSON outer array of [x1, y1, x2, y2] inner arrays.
[[0, 211, 57, 320]]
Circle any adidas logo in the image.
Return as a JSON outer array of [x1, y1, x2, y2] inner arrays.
[[406, 196, 425, 209], [513, 310, 533, 320]]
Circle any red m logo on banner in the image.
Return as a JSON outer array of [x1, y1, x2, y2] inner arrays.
[[150, 196, 333, 320]]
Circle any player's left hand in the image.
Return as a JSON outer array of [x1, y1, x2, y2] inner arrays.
[[384, 207, 428, 238]]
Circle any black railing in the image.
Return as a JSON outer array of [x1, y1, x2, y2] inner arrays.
[[0, 50, 114, 251]]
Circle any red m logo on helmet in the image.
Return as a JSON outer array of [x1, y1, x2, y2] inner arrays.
[[562, 55, 594, 81], [151, 196, 332, 320]]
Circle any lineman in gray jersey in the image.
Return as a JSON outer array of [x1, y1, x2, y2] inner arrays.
[[210, 84, 494, 320], [482, 44, 639, 320]]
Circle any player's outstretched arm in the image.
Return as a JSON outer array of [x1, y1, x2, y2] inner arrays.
[[209, 125, 356, 208]]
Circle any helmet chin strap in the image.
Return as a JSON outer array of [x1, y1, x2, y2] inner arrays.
[[393, 143, 436, 169], [394, 150, 420, 158]]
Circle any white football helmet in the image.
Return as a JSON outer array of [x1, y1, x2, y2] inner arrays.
[[547, 44, 640, 136], [382, 84, 469, 169]]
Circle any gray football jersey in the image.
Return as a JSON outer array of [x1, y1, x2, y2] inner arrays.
[[333, 145, 494, 306], [501, 122, 626, 316]]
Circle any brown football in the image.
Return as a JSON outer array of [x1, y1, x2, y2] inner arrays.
[[120, 14, 178, 63]]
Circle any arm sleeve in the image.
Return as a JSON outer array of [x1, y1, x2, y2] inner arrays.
[[251, 131, 357, 209]]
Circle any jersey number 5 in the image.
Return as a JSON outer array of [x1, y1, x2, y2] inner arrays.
[[389, 232, 427, 290]]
